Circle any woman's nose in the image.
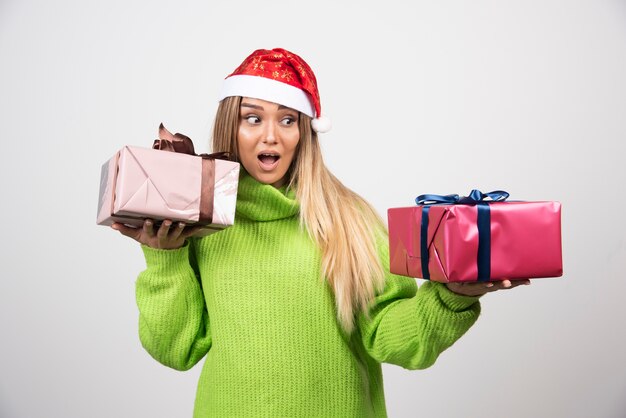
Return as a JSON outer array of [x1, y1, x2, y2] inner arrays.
[[262, 122, 277, 144]]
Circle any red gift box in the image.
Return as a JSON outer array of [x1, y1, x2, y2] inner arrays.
[[387, 191, 563, 282]]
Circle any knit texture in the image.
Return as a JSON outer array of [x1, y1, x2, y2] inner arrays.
[[136, 172, 481, 417]]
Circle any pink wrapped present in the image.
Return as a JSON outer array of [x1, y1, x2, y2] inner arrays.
[[388, 190, 563, 282], [96, 124, 240, 234]]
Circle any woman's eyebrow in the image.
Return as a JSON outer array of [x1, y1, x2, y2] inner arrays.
[[241, 103, 264, 110]]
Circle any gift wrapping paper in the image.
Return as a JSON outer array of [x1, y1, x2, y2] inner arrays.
[[96, 145, 239, 233], [388, 197, 562, 282]]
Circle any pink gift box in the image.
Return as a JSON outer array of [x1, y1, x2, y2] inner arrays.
[[96, 145, 239, 234], [388, 199, 563, 282]]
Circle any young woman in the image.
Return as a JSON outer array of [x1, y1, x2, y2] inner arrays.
[[112, 48, 528, 418]]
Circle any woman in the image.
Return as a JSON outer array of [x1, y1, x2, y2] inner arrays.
[[113, 48, 528, 417]]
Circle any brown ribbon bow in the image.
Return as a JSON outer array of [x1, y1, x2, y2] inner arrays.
[[153, 123, 230, 225]]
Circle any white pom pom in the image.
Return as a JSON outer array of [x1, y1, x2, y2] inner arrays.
[[311, 115, 332, 133]]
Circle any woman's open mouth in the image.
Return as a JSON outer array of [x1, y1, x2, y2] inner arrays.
[[257, 152, 280, 170]]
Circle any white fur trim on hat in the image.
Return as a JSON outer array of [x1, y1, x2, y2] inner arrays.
[[219, 74, 315, 118], [311, 115, 332, 133]]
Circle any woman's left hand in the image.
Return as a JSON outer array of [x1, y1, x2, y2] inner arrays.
[[445, 279, 531, 297]]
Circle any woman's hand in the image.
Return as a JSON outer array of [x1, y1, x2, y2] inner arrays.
[[445, 279, 531, 297], [112, 219, 201, 250]]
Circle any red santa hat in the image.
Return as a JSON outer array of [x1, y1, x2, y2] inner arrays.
[[218, 48, 332, 133]]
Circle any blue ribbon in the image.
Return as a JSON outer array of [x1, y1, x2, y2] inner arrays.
[[420, 206, 431, 280], [416, 189, 509, 205], [415, 189, 509, 282], [476, 203, 490, 281]]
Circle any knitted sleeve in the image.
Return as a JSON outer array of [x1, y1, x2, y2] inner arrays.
[[135, 239, 212, 371], [356, 234, 480, 370]]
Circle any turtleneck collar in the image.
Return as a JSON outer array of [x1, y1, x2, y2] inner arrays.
[[235, 170, 300, 222]]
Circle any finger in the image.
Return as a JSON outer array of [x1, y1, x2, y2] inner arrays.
[[508, 279, 531, 288], [486, 280, 511, 292], [181, 225, 206, 239], [143, 219, 156, 238], [446, 282, 488, 297], [169, 222, 186, 241], [157, 220, 173, 241], [488, 278, 531, 292], [112, 222, 140, 240]]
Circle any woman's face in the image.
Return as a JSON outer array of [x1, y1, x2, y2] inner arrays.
[[237, 97, 300, 188]]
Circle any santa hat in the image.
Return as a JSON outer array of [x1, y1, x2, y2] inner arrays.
[[218, 48, 332, 133]]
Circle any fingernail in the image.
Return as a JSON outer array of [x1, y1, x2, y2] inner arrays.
[[178, 222, 185, 228], [145, 220, 152, 226], [504, 281, 512, 288], [486, 282, 494, 288]]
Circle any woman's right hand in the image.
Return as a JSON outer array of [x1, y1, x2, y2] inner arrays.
[[112, 219, 200, 250]]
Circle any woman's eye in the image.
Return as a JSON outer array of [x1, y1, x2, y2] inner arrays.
[[245, 116, 260, 124], [281, 117, 296, 126]]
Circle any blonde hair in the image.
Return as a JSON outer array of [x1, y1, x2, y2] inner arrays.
[[212, 96, 385, 333]]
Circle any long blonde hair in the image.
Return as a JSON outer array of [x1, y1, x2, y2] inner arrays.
[[212, 96, 385, 333]]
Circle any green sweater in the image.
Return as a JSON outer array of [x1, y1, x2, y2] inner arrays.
[[136, 172, 480, 417]]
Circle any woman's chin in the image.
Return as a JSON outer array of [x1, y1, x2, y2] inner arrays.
[[249, 171, 287, 188]]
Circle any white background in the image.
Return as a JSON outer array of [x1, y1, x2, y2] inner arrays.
[[1, 1, 625, 417]]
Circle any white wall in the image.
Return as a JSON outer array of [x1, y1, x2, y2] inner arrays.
[[1, 1, 624, 417]]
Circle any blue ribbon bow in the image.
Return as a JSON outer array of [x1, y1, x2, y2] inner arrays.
[[416, 189, 509, 205], [415, 189, 509, 282]]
